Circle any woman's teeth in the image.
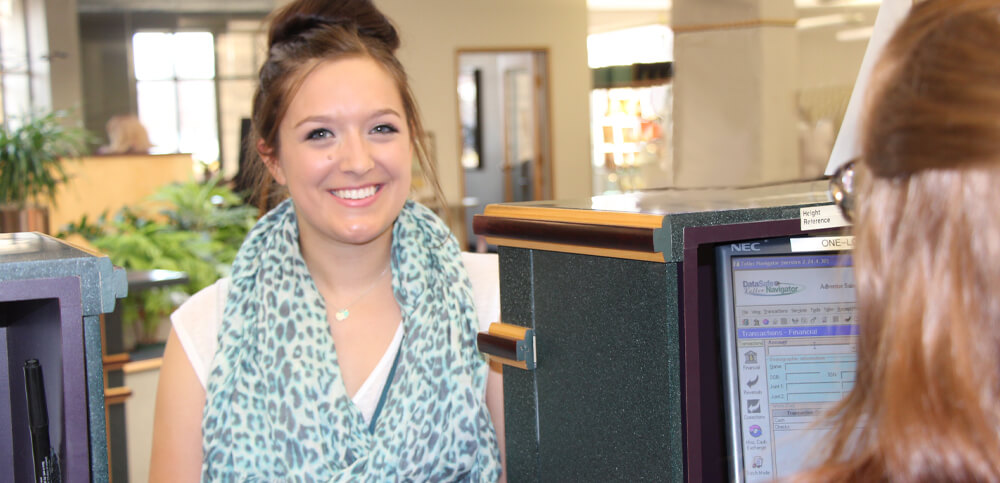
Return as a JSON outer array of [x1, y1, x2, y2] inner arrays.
[[332, 185, 378, 200]]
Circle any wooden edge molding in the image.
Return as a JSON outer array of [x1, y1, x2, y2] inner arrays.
[[477, 333, 519, 361], [474, 215, 657, 252], [123, 357, 164, 374], [102, 352, 131, 372], [482, 204, 664, 229], [489, 322, 529, 341], [484, 236, 665, 263], [672, 18, 797, 34], [104, 386, 133, 405], [486, 356, 529, 371]]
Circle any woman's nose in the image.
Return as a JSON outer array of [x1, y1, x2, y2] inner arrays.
[[336, 131, 375, 174]]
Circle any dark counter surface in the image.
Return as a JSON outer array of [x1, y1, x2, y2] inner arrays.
[[475, 179, 833, 262]]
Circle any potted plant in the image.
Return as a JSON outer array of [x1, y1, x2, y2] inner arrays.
[[60, 176, 257, 348], [0, 110, 92, 233]]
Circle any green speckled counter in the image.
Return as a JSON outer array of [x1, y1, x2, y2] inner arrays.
[[473, 180, 839, 482]]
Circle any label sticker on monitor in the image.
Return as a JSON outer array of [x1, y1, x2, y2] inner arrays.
[[800, 205, 850, 231]]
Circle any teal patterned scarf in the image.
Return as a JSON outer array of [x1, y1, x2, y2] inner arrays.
[[201, 199, 502, 482]]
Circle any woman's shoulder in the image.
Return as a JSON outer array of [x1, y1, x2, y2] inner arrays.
[[172, 277, 231, 322], [460, 251, 498, 275], [170, 277, 232, 388], [460, 252, 499, 333]]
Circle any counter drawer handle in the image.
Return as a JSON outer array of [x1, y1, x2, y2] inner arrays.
[[477, 323, 536, 370]]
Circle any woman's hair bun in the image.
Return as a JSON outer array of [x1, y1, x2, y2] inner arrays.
[[268, 0, 400, 51]]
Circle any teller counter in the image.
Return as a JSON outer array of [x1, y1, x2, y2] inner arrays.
[[473, 180, 845, 482], [49, 153, 196, 233]]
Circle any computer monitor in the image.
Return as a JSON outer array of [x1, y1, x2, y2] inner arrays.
[[716, 235, 857, 482]]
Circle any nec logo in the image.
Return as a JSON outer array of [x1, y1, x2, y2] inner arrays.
[[731, 242, 762, 252]]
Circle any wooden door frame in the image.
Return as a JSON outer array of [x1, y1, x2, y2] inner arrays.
[[454, 47, 554, 247]]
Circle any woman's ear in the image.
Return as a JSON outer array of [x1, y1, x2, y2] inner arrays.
[[258, 139, 287, 185]]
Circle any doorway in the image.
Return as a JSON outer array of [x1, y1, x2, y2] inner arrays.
[[457, 49, 552, 251]]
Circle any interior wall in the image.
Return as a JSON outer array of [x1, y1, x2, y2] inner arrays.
[[377, 0, 591, 203]]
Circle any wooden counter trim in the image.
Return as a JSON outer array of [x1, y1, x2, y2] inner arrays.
[[102, 353, 131, 372], [483, 236, 666, 263], [123, 357, 163, 374], [482, 204, 664, 229], [474, 215, 657, 252], [104, 386, 133, 405]]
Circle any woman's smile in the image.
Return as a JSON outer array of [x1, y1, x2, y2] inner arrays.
[[331, 184, 383, 201]]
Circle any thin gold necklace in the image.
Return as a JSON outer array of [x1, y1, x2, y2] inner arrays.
[[332, 263, 391, 321]]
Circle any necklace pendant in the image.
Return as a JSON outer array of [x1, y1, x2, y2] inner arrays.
[[335, 309, 349, 321]]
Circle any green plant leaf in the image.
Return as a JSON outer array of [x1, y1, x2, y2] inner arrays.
[[71, 177, 258, 335], [0, 110, 94, 207]]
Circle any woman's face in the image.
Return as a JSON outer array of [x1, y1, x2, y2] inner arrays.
[[264, 56, 412, 249]]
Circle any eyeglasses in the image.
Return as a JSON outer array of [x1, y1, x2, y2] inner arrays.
[[828, 159, 856, 223]]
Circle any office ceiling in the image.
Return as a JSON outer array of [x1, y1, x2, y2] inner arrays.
[[76, 0, 882, 29], [76, 0, 275, 14]]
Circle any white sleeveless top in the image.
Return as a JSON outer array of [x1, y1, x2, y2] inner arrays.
[[170, 251, 501, 424]]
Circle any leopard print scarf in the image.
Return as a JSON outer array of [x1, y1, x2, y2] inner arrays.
[[201, 199, 501, 482]]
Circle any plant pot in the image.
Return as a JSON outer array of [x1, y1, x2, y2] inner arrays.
[[0, 204, 50, 234]]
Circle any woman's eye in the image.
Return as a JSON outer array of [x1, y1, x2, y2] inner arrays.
[[306, 128, 333, 140], [371, 124, 399, 135]]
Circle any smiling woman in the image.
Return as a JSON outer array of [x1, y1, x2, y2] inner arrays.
[[261, 57, 413, 250], [148, 0, 506, 481]]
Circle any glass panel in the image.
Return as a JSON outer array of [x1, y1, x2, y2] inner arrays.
[[177, 80, 219, 165], [2, 74, 31, 123], [174, 32, 216, 79], [590, 85, 672, 194], [0, 0, 29, 120], [137, 80, 179, 154], [133, 32, 175, 81]]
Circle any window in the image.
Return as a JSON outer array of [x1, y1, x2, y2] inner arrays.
[[215, 22, 268, 179], [133, 31, 219, 165], [0, 0, 50, 124]]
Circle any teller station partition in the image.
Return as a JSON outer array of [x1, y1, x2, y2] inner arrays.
[[474, 180, 856, 482], [0, 233, 127, 483]]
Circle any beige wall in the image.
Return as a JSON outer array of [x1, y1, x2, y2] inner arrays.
[[377, 0, 592, 203]]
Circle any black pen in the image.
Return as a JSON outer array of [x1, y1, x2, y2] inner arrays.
[[24, 359, 60, 483]]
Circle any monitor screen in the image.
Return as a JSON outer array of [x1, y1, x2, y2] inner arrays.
[[716, 236, 857, 482]]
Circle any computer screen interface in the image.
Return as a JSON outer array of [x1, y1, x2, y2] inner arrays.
[[717, 239, 857, 482]]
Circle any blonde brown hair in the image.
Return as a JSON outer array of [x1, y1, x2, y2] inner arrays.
[[103, 114, 152, 154], [245, 0, 444, 215], [804, 1, 1000, 480]]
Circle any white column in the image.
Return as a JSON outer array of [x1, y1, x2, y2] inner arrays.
[[671, 0, 799, 187]]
